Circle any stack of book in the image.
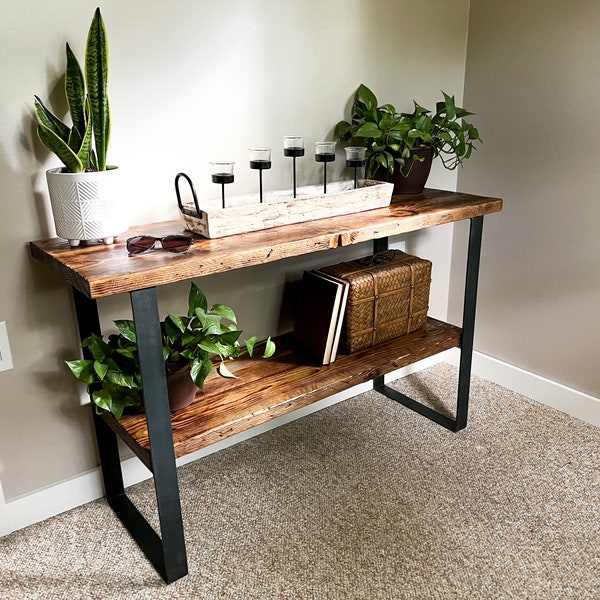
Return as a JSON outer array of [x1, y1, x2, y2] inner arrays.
[[293, 270, 350, 365]]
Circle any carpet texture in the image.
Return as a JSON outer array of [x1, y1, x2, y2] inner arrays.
[[1, 363, 598, 599]]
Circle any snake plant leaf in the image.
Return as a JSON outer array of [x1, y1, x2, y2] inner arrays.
[[65, 43, 86, 142], [33, 96, 70, 142], [34, 96, 87, 173], [74, 97, 93, 169], [36, 120, 83, 172], [85, 7, 110, 170]]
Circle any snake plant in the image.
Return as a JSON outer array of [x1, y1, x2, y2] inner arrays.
[[34, 7, 110, 173]]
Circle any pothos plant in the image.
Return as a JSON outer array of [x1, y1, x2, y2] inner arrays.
[[334, 83, 481, 179], [66, 282, 276, 419]]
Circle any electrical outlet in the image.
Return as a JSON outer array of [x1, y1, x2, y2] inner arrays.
[[0, 322, 14, 372]]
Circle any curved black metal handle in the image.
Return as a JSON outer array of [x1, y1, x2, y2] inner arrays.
[[175, 172, 202, 219]]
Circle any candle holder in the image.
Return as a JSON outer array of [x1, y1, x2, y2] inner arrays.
[[210, 161, 235, 209], [283, 136, 305, 198], [248, 147, 271, 203], [315, 141, 336, 194], [345, 146, 367, 189]]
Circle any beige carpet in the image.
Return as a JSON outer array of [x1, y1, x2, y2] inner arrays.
[[1, 363, 598, 599]]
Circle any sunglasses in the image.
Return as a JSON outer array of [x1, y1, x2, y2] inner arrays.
[[126, 234, 194, 256]]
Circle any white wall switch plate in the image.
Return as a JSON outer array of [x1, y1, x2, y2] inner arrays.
[[0, 322, 14, 372]]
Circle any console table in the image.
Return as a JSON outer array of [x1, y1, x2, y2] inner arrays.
[[30, 188, 502, 583]]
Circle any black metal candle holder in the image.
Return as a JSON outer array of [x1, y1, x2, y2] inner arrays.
[[283, 136, 305, 198], [345, 146, 367, 189], [248, 148, 272, 203], [210, 161, 235, 209], [315, 141, 336, 194]]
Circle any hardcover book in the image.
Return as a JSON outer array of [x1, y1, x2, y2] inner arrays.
[[293, 270, 349, 365]]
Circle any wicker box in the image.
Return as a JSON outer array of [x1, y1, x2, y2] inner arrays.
[[320, 250, 432, 353]]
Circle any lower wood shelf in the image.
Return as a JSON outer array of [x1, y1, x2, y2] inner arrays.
[[102, 317, 461, 470]]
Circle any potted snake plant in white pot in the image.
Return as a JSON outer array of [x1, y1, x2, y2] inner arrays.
[[34, 7, 126, 246]]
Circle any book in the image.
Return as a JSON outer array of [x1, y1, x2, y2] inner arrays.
[[293, 270, 349, 365], [312, 270, 349, 362]]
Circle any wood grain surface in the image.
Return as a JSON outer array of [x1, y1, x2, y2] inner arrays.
[[30, 189, 502, 299], [101, 318, 462, 469]]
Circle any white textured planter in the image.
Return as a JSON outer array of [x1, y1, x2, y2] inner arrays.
[[46, 167, 128, 246]]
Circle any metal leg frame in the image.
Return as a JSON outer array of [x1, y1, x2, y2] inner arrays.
[[373, 216, 484, 432], [73, 287, 188, 583]]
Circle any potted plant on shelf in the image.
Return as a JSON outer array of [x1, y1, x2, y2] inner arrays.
[[65, 282, 276, 418], [34, 7, 127, 246], [334, 84, 482, 194]]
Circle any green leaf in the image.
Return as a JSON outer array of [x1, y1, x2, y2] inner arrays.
[[217, 361, 237, 379], [198, 339, 223, 355], [33, 96, 70, 143], [263, 337, 276, 359], [65, 43, 86, 142], [91, 389, 112, 414], [334, 120, 352, 140], [87, 335, 111, 361], [93, 360, 108, 380], [218, 329, 243, 346], [209, 303, 237, 324], [190, 357, 213, 390], [188, 282, 208, 316], [245, 336, 257, 358], [114, 320, 137, 342], [441, 91, 456, 120], [356, 84, 378, 111], [106, 372, 136, 388], [65, 359, 95, 383], [355, 122, 381, 138], [34, 97, 84, 173], [86, 7, 110, 170]]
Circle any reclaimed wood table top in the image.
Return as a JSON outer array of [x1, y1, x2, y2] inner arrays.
[[29, 188, 502, 299]]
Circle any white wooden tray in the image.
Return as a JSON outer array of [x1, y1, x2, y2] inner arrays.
[[179, 179, 393, 238]]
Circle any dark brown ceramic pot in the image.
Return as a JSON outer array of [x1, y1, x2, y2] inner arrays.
[[166, 363, 199, 412], [387, 146, 434, 195]]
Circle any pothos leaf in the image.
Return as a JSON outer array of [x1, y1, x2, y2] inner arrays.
[[209, 303, 237, 324], [263, 337, 276, 359], [188, 282, 208, 316], [217, 361, 237, 379]]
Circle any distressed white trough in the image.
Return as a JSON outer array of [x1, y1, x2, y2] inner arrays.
[[179, 179, 394, 238]]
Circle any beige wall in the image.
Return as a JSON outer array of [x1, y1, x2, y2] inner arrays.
[[453, 1, 600, 398], [0, 1, 469, 501]]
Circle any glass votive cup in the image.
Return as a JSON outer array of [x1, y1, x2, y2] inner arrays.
[[210, 161, 235, 184], [248, 147, 272, 169], [283, 136, 305, 157], [315, 141, 336, 162], [345, 146, 367, 167]]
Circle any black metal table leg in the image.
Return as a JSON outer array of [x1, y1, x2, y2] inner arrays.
[[454, 215, 484, 430], [373, 217, 484, 432], [73, 289, 125, 500], [72, 286, 188, 583], [129, 287, 188, 583]]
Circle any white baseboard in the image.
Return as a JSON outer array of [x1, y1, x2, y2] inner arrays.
[[2, 350, 597, 536], [446, 349, 600, 428]]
